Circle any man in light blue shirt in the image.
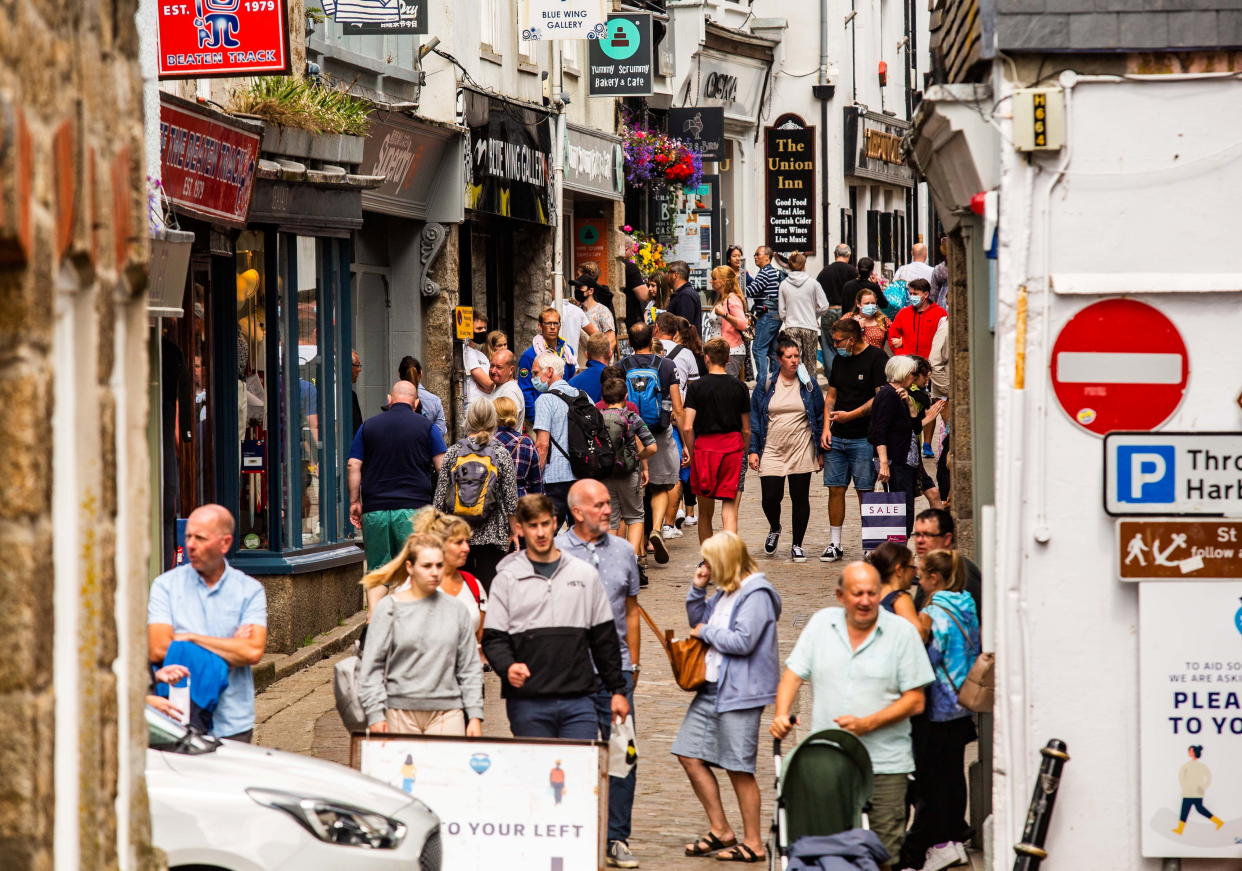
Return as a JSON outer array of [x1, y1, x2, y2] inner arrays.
[[532, 350, 580, 529], [148, 504, 268, 741], [557, 479, 641, 868], [770, 561, 932, 862]]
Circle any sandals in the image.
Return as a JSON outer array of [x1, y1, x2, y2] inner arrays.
[[715, 844, 765, 863], [684, 832, 737, 857]]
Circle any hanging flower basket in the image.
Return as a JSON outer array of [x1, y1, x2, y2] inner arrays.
[[621, 125, 703, 193], [621, 225, 667, 275]]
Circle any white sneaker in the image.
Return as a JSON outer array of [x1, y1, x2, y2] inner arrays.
[[675, 508, 686, 528], [820, 543, 844, 562], [683, 515, 698, 527], [923, 841, 968, 871], [661, 524, 683, 540]]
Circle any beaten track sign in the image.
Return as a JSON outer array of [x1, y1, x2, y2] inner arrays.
[[1118, 520, 1242, 582]]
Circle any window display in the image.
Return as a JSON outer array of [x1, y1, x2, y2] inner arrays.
[[237, 231, 270, 550]]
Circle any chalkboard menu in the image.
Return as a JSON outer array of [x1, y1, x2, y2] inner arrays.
[[764, 116, 816, 254]]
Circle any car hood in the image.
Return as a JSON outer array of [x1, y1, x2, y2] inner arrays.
[[152, 738, 421, 817]]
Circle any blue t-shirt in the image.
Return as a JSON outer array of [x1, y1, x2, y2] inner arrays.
[[533, 381, 579, 485], [147, 562, 268, 738], [349, 404, 448, 510], [569, 360, 607, 403]]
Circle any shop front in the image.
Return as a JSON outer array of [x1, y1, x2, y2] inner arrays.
[[155, 92, 373, 653], [563, 123, 624, 321], [459, 88, 555, 353], [843, 106, 915, 275], [353, 112, 464, 425]]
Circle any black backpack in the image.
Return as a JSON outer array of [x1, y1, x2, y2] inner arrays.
[[548, 389, 617, 480]]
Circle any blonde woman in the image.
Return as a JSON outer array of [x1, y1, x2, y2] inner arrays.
[[411, 509, 487, 645], [673, 532, 782, 863], [432, 397, 518, 592], [710, 266, 750, 380], [358, 533, 483, 736]]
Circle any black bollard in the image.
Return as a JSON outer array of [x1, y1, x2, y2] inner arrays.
[[1013, 739, 1070, 871]]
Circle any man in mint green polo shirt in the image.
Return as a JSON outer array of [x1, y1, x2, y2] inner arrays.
[[770, 561, 933, 862]]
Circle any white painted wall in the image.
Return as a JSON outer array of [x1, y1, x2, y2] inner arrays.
[[989, 70, 1242, 870]]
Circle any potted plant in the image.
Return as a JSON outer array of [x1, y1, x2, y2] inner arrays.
[[146, 177, 195, 316], [229, 77, 372, 164], [620, 123, 703, 194]]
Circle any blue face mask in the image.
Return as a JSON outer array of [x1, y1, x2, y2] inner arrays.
[[860, 303, 878, 316], [533, 377, 551, 393], [835, 346, 854, 358]]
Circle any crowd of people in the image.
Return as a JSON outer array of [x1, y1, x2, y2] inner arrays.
[[144, 242, 978, 871]]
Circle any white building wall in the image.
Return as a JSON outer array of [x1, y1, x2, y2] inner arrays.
[[989, 69, 1242, 870]]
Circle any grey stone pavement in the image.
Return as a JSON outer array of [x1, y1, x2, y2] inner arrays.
[[255, 473, 974, 869]]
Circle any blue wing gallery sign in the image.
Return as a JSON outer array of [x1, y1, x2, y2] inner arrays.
[[464, 90, 554, 225]]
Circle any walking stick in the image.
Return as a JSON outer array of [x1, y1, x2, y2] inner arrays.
[[1013, 739, 1070, 871]]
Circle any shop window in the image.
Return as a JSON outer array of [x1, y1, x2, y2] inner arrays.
[[879, 212, 894, 265], [236, 230, 271, 550], [866, 210, 880, 260]]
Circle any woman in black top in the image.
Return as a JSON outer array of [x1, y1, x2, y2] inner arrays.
[[868, 355, 922, 536]]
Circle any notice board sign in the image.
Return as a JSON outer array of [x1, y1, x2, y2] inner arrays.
[[669, 107, 724, 161], [1140, 581, 1242, 858], [353, 734, 607, 870], [1118, 520, 1242, 581], [588, 14, 654, 97], [159, 94, 260, 225], [764, 115, 815, 254], [157, 0, 291, 79]]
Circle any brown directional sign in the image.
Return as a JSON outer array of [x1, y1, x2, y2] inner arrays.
[[1117, 519, 1242, 581]]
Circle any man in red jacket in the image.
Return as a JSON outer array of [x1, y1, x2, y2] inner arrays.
[[889, 278, 946, 359]]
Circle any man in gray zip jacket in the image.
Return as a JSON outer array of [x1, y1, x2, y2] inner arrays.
[[483, 493, 630, 739]]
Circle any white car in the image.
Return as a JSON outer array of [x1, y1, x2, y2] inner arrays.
[[146, 707, 441, 870]]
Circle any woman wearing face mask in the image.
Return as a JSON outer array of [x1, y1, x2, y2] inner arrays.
[[851, 288, 890, 350], [358, 534, 485, 737]]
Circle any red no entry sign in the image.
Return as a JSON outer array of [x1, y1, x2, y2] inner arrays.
[[1050, 298, 1189, 435]]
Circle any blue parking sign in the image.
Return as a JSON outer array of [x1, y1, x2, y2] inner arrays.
[[1116, 445, 1175, 504]]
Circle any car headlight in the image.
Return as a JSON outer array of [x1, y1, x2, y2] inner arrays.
[[246, 788, 406, 849]]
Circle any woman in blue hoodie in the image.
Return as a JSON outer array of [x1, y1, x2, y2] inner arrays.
[[900, 548, 980, 869], [673, 531, 782, 863]]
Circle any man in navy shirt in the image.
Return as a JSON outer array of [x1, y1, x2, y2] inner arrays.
[[569, 332, 613, 403], [665, 260, 701, 334], [347, 380, 447, 568]]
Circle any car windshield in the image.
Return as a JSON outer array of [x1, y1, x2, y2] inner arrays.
[[146, 706, 221, 755]]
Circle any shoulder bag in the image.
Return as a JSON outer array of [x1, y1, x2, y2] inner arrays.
[[637, 603, 708, 692], [926, 602, 994, 713]]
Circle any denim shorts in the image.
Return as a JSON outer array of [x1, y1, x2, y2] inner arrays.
[[823, 435, 877, 490]]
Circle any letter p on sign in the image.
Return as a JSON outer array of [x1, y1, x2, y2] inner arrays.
[[1117, 446, 1175, 504]]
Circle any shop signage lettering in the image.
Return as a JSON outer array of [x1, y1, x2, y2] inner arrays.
[[465, 91, 554, 225], [520, 0, 607, 40], [340, 0, 427, 34], [864, 128, 903, 165], [564, 126, 622, 199], [157, 0, 291, 79], [702, 72, 738, 104], [764, 118, 816, 253], [158, 95, 260, 225], [687, 52, 769, 124], [843, 106, 913, 188], [669, 107, 724, 161], [588, 14, 654, 97]]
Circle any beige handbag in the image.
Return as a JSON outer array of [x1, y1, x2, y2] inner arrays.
[[929, 605, 994, 713], [637, 603, 708, 692]]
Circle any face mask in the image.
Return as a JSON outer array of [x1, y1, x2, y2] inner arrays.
[[533, 377, 551, 393], [909, 294, 925, 307], [473, 330, 488, 343], [835, 346, 854, 358], [860, 303, 878, 316]]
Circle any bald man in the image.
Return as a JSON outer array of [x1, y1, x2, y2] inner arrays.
[[489, 349, 526, 430], [770, 561, 933, 862], [555, 480, 642, 863], [148, 504, 268, 741], [348, 380, 447, 568], [894, 242, 935, 287]]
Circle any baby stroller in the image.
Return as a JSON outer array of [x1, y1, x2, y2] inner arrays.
[[768, 727, 876, 870]]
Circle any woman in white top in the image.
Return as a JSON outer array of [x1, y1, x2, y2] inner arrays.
[[463, 309, 495, 404]]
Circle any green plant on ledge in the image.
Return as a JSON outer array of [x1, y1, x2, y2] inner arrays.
[[229, 76, 372, 136]]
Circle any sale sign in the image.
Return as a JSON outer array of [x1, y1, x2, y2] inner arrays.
[[157, 0, 291, 79], [159, 94, 260, 225]]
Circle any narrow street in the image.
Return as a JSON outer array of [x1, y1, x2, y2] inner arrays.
[[255, 475, 955, 869]]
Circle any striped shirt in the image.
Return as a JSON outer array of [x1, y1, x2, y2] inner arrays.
[[495, 426, 543, 498], [750, 264, 781, 306]]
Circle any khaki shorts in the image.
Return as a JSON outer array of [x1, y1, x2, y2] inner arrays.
[[385, 708, 466, 736], [606, 471, 645, 524]]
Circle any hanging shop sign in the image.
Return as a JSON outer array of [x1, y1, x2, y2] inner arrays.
[[843, 106, 914, 188], [564, 125, 623, 201], [338, 0, 429, 35], [588, 13, 654, 98], [669, 107, 724, 161], [358, 113, 462, 221], [463, 90, 554, 225], [156, 0, 291, 79], [520, 0, 607, 41], [1139, 580, 1242, 859], [764, 116, 816, 254], [158, 93, 260, 226], [684, 51, 769, 125]]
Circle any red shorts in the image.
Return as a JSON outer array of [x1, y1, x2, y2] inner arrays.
[[691, 432, 745, 500]]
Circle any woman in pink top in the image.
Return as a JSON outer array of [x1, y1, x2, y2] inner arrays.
[[711, 265, 749, 380]]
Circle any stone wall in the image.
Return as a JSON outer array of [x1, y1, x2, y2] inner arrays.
[[945, 231, 975, 557], [0, 0, 154, 867], [256, 562, 365, 654]]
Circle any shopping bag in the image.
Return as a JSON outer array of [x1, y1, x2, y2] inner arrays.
[[333, 642, 369, 733], [860, 490, 907, 552], [608, 715, 639, 778]]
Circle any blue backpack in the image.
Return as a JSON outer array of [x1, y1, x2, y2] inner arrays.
[[621, 354, 669, 433]]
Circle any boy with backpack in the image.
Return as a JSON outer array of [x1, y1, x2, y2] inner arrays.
[[599, 377, 657, 570], [620, 323, 685, 564]]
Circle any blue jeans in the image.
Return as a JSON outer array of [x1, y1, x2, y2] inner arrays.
[[506, 695, 597, 740], [593, 674, 636, 843], [751, 311, 781, 387], [823, 436, 877, 490]]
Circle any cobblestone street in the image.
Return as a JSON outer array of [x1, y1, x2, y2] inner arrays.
[[255, 482, 917, 869]]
